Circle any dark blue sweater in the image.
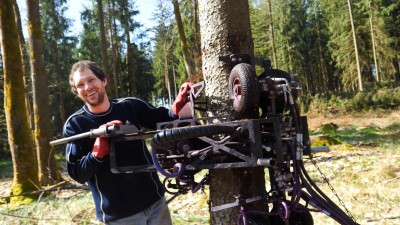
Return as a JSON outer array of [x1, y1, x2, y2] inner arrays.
[[63, 97, 176, 223]]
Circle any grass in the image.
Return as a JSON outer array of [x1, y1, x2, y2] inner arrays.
[[0, 190, 97, 225], [305, 124, 400, 225], [0, 160, 12, 179], [0, 119, 399, 225]]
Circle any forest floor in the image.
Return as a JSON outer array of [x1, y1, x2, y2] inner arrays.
[[0, 110, 399, 225]]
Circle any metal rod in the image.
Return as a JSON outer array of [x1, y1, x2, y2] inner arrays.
[[49, 124, 120, 146]]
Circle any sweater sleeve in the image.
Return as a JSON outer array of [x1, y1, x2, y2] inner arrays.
[[134, 99, 177, 130], [65, 141, 103, 184], [64, 118, 103, 184]]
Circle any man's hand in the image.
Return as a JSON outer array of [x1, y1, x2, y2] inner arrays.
[[92, 120, 123, 159], [172, 82, 192, 116]]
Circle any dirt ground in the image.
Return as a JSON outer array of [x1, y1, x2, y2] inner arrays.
[[306, 109, 400, 130]]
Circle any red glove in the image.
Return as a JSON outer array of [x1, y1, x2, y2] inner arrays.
[[172, 82, 192, 116], [92, 120, 123, 159]]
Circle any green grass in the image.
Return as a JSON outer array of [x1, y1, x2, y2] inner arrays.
[[0, 189, 97, 225], [303, 122, 400, 224], [0, 160, 12, 179]]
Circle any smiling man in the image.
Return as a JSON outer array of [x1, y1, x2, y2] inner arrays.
[[63, 60, 190, 224]]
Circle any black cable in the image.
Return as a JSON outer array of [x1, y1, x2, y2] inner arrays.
[[151, 124, 237, 149], [299, 160, 358, 225]]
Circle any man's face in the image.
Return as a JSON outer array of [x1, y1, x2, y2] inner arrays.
[[73, 68, 108, 110]]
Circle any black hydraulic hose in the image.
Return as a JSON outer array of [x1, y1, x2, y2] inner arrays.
[[151, 124, 238, 149], [289, 98, 353, 224], [289, 104, 300, 133], [288, 142, 302, 210], [294, 103, 302, 133], [150, 124, 238, 177], [299, 160, 347, 218], [286, 96, 304, 210], [300, 161, 352, 224], [288, 90, 354, 224], [191, 175, 208, 193], [298, 160, 358, 225], [298, 167, 348, 224]]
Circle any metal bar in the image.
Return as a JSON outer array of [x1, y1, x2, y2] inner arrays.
[[311, 146, 330, 153], [49, 124, 140, 146], [49, 124, 121, 146]]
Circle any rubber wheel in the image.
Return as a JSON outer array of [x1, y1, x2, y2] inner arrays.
[[228, 63, 260, 120]]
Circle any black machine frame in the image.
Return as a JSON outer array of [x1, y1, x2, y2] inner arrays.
[[50, 54, 359, 225]]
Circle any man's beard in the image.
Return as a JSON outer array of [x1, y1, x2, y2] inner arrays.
[[84, 90, 106, 107]]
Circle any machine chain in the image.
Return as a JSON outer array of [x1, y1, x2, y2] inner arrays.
[[310, 156, 358, 224]]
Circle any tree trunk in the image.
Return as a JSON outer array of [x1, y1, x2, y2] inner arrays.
[[14, 1, 34, 131], [198, 1, 265, 224], [266, 0, 277, 69], [164, 51, 172, 104], [107, 0, 119, 97], [97, 0, 110, 79], [347, 0, 363, 91], [368, 0, 379, 82], [172, 0, 195, 79], [26, 0, 62, 185], [0, 0, 40, 203], [193, 0, 202, 75], [122, 3, 134, 97]]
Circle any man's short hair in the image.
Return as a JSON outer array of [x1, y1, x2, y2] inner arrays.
[[69, 60, 107, 95]]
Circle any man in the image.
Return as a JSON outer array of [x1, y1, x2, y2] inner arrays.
[[64, 60, 189, 224]]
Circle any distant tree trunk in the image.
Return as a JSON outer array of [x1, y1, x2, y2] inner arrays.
[[198, 1, 265, 224], [0, 0, 40, 203], [164, 51, 172, 104], [347, 0, 363, 91], [394, 56, 400, 81], [193, 0, 202, 74], [172, 0, 195, 79], [48, 17, 66, 126], [13, 1, 34, 130], [266, 0, 277, 68], [97, 0, 109, 79], [107, 0, 119, 97], [56, 67, 66, 124], [368, 0, 379, 82], [309, 1, 329, 93], [26, 0, 62, 185], [121, 3, 134, 96]]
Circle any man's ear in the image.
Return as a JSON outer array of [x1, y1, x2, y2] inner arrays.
[[102, 78, 108, 87]]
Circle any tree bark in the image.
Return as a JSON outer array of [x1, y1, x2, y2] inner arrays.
[[97, 0, 110, 79], [347, 0, 363, 91], [0, 0, 40, 203], [26, 0, 62, 185], [193, 0, 202, 74], [107, 0, 119, 97], [368, 0, 379, 82], [14, 1, 35, 132], [172, 0, 195, 79], [198, 1, 265, 224], [266, 0, 277, 69]]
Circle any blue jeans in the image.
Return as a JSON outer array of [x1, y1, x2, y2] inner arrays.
[[106, 197, 172, 225]]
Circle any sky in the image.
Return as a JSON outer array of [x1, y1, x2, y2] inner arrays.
[[65, 0, 157, 35], [17, 0, 158, 37]]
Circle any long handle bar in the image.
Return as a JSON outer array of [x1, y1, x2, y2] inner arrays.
[[50, 124, 123, 146]]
